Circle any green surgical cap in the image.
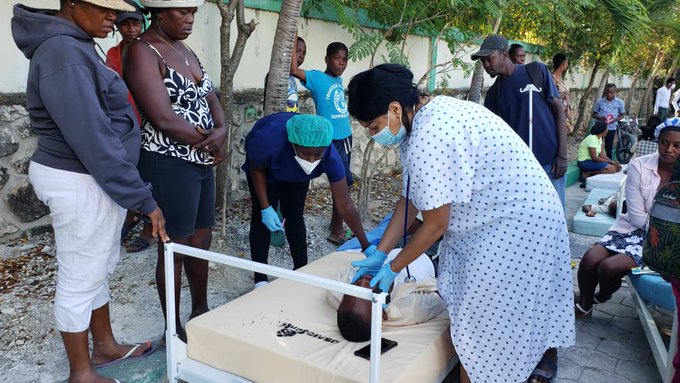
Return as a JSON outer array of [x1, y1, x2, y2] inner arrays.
[[286, 114, 333, 147]]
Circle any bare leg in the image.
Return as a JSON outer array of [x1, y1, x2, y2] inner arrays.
[[529, 348, 558, 383], [329, 195, 344, 239], [62, 330, 119, 382], [140, 222, 153, 241], [576, 245, 610, 310], [156, 242, 185, 342], [155, 229, 212, 341], [460, 363, 471, 383], [185, 227, 212, 319], [61, 330, 102, 383], [595, 254, 636, 299], [90, 303, 151, 366]]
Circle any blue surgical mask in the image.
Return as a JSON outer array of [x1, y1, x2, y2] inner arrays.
[[372, 110, 406, 146]]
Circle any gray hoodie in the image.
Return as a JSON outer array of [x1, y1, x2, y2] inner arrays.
[[12, 4, 156, 214]]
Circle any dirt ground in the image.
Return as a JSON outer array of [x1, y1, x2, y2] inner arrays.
[[0, 173, 400, 383], [0, 133, 582, 383]]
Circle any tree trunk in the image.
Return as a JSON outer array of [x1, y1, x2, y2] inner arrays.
[[637, 51, 667, 118], [624, 60, 646, 115], [573, 59, 600, 135], [216, 0, 255, 233], [466, 16, 501, 104], [263, 0, 303, 115], [595, 65, 611, 102], [666, 56, 679, 78], [467, 61, 485, 103], [357, 140, 395, 221]]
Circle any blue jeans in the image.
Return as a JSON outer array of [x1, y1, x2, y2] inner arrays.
[[542, 163, 566, 209]]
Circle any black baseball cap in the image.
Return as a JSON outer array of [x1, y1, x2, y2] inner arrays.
[[116, 0, 144, 23], [471, 35, 509, 60]]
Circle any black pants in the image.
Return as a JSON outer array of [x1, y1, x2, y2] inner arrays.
[[604, 129, 616, 160], [247, 176, 310, 283]]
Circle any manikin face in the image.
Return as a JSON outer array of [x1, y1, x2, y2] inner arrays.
[[480, 50, 507, 78], [337, 275, 390, 323], [325, 49, 348, 77]]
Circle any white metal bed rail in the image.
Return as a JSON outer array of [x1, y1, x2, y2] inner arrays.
[[164, 242, 388, 383]]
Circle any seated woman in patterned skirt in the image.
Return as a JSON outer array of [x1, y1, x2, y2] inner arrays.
[[575, 122, 680, 318]]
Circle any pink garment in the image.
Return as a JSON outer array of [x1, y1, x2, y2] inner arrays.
[[609, 153, 661, 234]]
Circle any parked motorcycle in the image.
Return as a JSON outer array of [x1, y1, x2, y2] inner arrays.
[[616, 116, 640, 164]]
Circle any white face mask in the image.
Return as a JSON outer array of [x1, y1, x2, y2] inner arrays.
[[672, 83, 677, 90], [293, 147, 321, 175]]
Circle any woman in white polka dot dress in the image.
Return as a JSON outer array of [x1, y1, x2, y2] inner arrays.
[[347, 64, 575, 383]]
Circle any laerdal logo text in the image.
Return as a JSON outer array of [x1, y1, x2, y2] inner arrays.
[[276, 323, 340, 344]]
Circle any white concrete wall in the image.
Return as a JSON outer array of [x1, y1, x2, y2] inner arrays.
[[2, 1, 632, 93]]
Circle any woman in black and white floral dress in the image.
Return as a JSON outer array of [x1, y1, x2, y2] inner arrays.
[[124, 0, 227, 341]]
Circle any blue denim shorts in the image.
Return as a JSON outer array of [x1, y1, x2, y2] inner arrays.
[[578, 160, 609, 172]]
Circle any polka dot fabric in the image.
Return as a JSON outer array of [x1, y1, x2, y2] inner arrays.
[[402, 96, 575, 382]]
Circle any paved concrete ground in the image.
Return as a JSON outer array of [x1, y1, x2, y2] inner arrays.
[[560, 184, 670, 383], [95, 184, 672, 382]]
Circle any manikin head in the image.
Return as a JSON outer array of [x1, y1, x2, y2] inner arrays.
[[337, 275, 392, 342]]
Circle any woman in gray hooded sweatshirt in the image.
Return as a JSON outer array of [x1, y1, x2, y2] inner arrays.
[[12, 1, 169, 382]]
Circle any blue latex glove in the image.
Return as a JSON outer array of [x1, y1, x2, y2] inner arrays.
[[350, 246, 387, 283], [369, 261, 399, 293], [261, 206, 283, 232]]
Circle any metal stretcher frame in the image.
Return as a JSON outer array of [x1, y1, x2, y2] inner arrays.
[[164, 242, 388, 383], [626, 275, 678, 382]]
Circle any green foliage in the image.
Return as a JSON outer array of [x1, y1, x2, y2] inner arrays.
[[383, 41, 409, 66], [302, 0, 679, 80], [348, 32, 383, 61]]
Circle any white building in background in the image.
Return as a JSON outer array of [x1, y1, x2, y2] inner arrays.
[[1, 0, 625, 95]]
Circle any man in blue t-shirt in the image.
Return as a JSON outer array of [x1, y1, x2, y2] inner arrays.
[[473, 34, 568, 208], [292, 41, 354, 245]]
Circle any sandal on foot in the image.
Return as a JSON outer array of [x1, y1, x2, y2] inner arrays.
[[120, 220, 141, 242], [575, 302, 592, 319], [125, 236, 150, 253], [326, 232, 347, 245], [93, 340, 157, 369], [528, 352, 558, 383]]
